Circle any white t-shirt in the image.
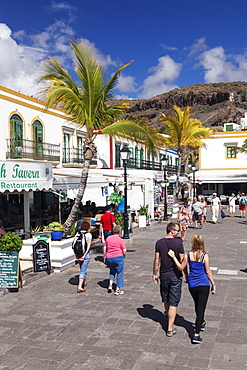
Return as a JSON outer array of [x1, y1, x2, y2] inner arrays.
[[211, 197, 221, 206], [229, 196, 236, 206]]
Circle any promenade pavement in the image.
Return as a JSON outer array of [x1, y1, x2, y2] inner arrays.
[[0, 210, 247, 369]]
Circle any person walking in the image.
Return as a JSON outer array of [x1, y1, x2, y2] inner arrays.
[[72, 221, 92, 293], [228, 193, 237, 218], [168, 234, 216, 344], [178, 201, 191, 241], [210, 193, 221, 224], [153, 222, 185, 337], [239, 192, 247, 218], [103, 225, 126, 295], [191, 197, 203, 229], [200, 197, 207, 224], [99, 205, 116, 242]]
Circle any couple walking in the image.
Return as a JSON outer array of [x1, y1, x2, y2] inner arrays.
[[153, 222, 216, 344]]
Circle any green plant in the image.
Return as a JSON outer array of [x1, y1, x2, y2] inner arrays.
[[27, 225, 43, 234], [139, 205, 148, 216], [44, 222, 64, 231], [0, 232, 23, 251], [68, 223, 76, 237], [115, 211, 125, 228]]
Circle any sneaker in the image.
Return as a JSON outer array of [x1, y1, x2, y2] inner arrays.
[[166, 328, 177, 337], [107, 286, 112, 293], [115, 289, 124, 295], [192, 335, 203, 344], [201, 321, 206, 331]]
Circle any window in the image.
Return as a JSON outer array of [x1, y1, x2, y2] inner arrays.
[[115, 143, 121, 167], [63, 133, 71, 163], [10, 114, 23, 157], [32, 120, 43, 156], [77, 136, 83, 163], [226, 146, 236, 158]]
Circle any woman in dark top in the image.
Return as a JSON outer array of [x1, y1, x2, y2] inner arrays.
[[168, 234, 216, 344]]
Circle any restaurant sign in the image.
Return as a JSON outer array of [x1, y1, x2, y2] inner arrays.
[[0, 161, 53, 192]]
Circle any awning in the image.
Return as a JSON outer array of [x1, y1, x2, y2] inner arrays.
[[195, 170, 247, 183], [0, 161, 53, 193], [53, 176, 109, 190]]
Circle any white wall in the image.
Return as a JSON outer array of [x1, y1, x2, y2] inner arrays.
[[200, 132, 247, 170]]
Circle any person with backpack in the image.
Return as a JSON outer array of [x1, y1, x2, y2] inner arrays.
[[72, 221, 92, 293], [239, 192, 247, 218]]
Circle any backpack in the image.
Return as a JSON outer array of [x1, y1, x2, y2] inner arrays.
[[72, 231, 87, 256], [240, 197, 246, 205]]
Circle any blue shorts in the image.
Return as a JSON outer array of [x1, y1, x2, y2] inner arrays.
[[160, 277, 182, 307]]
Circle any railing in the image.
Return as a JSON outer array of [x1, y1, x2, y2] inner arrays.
[[62, 148, 97, 166], [6, 139, 60, 162], [116, 158, 185, 175]]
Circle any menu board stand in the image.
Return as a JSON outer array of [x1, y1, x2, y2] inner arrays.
[[33, 240, 51, 273], [0, 250, 19, 288]]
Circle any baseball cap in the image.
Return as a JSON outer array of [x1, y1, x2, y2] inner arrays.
[[105, 205, 112, 211], [242, 193, 245, 196], [231, 193, 235, 196], [213, 193, 217, 196]]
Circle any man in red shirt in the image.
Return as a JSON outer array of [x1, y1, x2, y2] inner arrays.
[[99, 205, 116, 241]]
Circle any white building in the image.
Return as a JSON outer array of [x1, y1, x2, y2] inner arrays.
[[0, 85, 181, 231], [197, 130, 247, 196]]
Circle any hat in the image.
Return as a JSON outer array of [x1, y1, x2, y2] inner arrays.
[[242, 193, 245, 196], [105, 205, 112, 211], [213, 193, 217, 196], [231, 193, 235, 196]]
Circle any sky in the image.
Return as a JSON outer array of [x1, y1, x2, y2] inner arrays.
[[1, 0, 247, 100]]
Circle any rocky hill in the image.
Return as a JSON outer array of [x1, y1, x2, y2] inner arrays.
[[113, 82, 247, 130]]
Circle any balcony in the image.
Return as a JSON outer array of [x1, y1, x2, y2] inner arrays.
[[6, 138, 60, 162], [116, 158, 185, 175], [62, 148, 97, 166]]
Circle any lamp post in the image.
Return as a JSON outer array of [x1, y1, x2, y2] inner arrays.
[[161, 154, 168, 221], [120, 146, 131, 239], [191, 164, 196, 198]]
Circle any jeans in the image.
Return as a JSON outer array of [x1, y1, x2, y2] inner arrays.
[[106, 256, 124, 287], [78, 252, 91, 279], [103, 230, 112, 240]]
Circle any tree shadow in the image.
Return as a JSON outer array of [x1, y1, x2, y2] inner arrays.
[[136, 304, 194, 339]]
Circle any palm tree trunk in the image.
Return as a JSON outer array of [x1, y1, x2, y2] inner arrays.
[[63, 158, 91, 236]]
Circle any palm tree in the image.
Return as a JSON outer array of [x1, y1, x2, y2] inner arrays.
[[159, 105, 212, 193], [39, 41, 165, 235]]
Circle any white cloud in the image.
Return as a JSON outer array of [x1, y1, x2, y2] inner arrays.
[[115, 74, 137, 92], [139, 55, 182, 98], [160, 44, 178, 52], [199, 46, 247, 82], [189, 37, 207, 56]]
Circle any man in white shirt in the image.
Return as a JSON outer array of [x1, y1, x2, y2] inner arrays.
[[228, 193, 237, 218], [210, 193, 221, 223]]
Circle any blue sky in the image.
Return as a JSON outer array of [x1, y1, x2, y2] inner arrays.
[[1, 0, 247, 99]]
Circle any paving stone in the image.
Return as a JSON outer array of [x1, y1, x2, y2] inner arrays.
[[1, 216, 247, 369]]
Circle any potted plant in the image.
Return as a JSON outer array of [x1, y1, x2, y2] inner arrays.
[[138, 205, 148, 228], [0, 232, 23, 251], [44, 222, 64, 241]]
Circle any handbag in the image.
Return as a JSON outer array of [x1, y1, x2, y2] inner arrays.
[[221, 209, 226, 218]]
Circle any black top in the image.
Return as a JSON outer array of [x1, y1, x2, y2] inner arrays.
[[155, 237, 184, 279]]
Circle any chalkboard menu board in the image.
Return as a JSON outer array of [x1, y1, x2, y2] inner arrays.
[[0, 250, 19, 288], [33, 240, 51, 272]]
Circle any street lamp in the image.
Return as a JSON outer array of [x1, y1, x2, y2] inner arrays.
[[161, 154, 168, 221], [120, 146, 131, 239], [188, 164, 197, 198]]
